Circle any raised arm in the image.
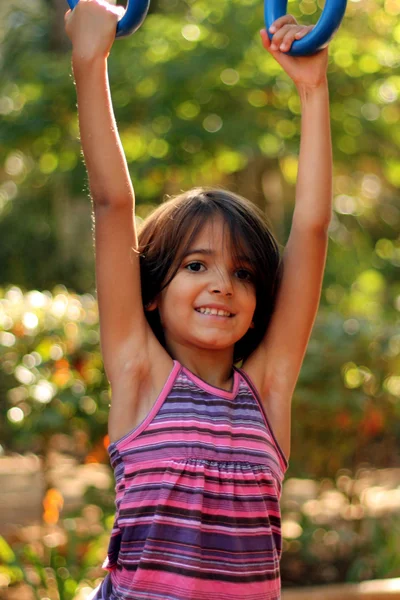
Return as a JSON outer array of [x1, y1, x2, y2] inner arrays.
[[65, 1, 153, 383], [244, 20, 332, 458]]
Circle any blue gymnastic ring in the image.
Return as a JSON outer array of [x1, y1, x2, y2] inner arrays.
[[265, 0, 347, 56], [66, 0, 150, 38]]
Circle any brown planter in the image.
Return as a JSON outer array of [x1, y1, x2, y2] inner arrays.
[[282, 578, 400, 599]]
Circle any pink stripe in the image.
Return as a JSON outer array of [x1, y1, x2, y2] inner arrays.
[[182, 366, 240, 399], [114, 569, 280, 596]]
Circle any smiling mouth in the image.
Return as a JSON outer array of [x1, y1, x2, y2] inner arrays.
[[195, 308, 234, 318]]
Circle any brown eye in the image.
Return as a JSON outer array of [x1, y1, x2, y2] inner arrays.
[[235, 269, 252, 281], [186, 262, 205, 272]]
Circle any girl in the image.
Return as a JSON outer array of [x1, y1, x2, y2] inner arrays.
[[65, 2, 332, 599]]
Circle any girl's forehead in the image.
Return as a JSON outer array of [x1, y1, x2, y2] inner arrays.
[[183, 216, 251, 261], [190, 217, 227, 243]]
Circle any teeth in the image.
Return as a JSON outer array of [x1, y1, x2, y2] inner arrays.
[[197, 307, 231, 317]]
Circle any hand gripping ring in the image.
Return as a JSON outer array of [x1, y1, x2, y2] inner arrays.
[[66, 0, 150, 38], [265, 0, 347, 56]]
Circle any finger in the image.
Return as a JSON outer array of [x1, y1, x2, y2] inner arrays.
[[64, 9, 71, 24], [279, 27, 305, 52], [260, 28, 283, 56], [269, 14, 297, 34], [260, 28, 272, 51], [261, 28, 284, 59], [294, 25, 314, 39], [270, 24, 298, 50]]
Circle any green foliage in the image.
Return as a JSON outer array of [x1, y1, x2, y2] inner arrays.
[[0, 286, 109, 456], [0, 535, 16, 563], [0, 0, 399, 290], [291, 312, 400, 477]]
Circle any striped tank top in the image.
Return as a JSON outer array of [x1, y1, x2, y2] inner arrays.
[[92, 360, 288, 600]]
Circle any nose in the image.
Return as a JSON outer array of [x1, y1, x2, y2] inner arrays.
[[209, 268, 233, 297]]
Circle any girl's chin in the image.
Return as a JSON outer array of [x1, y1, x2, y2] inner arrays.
[[190, 336, 240, 352]]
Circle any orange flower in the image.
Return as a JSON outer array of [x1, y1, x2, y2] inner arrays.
[[43, 488, 64, 525]]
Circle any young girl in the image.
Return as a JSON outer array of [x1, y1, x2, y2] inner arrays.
[[65, 2, 332, 598]]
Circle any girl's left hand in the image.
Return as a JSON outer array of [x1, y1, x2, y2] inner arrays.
[[260, 16, 328, 89], [65, 0, 124, 62]]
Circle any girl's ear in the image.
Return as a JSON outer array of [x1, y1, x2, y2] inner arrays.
[[145, 299, 158, 312]]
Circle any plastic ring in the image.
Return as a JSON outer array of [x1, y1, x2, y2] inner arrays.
[[66, 0, 150, 38], [264, 0, 347, 56]]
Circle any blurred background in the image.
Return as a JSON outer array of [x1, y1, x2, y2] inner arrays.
[[0, 0, 400, 597]]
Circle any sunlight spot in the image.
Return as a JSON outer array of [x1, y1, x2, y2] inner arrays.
[[0, 332, 15, 347], [220, 69, 239, 86], [15, 365, 35, 385], [282, 520, 303, 539], [203, 114, 223, 133], [182, 24, 201, 41], [22, 312, 39, 330], [7, 406, 24, 423], [31, 380, 56, 403]]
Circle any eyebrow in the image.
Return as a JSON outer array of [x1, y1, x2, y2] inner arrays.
[[182, 248, 252, 263], [182, 249, 213, 258]]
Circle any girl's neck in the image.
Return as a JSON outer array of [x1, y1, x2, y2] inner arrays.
[[168, 343, 234, 392]]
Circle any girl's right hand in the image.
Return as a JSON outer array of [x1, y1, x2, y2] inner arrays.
[[260, 17, 328, 90], [65, 0, 124, 61]]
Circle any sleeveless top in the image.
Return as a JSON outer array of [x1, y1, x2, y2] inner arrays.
[[93, 360, 288, 600]]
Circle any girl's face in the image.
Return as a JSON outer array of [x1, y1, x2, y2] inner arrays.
[[153, 216, 257, 358]]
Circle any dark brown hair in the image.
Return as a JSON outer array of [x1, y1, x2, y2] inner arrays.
[[138, 187, 282, 362]]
